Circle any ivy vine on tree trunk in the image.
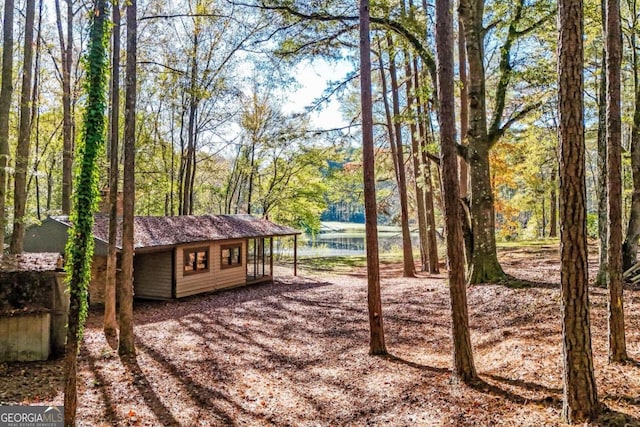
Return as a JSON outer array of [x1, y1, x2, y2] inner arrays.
[[63, 0, 109, 424]]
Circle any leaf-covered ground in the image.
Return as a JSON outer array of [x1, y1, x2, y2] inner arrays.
[[1, 245, 639, 426]]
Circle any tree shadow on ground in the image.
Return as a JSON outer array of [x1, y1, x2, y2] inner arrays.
[[383, 353, 450, 375], [596, 407, 640, 427], [386, 353, 562, 407], [481, 372, 562, 397], [500, 274, 558, 289], [81, 347, 119, 423], [133, 336, 263, 426], [131, 278, 334, 326], [0, 356, 64, 404], [69, 267, 639, 425], [120, 353, 181, 426], [485, 369, 640, 426], [470, 378, 561, 408], [624, 358, 640, 368]]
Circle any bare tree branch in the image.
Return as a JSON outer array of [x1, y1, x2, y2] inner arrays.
[[488, 101, 543, 147]]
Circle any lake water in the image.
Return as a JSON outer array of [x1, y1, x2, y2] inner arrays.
[[275, 231, 420, 258]]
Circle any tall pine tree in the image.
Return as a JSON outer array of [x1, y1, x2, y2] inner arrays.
[[557, 0, 599, 421]]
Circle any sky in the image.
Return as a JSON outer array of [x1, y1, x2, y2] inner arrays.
[[282, 59, 354, 130]]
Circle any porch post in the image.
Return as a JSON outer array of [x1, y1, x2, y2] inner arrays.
[[294, 234, 298, 277], [269, 237, 274, 277]]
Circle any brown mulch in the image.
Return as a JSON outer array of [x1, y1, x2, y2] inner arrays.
[[1, 247, 639, 426]]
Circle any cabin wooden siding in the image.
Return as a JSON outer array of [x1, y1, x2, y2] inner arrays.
[[134, 251, 173, 300], [175, 240, 246, 298]]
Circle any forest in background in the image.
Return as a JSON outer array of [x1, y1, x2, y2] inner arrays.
[[0, 0, 630, 241]]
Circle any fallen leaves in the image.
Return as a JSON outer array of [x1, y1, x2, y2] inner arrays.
[[1, 248, 639, 426]]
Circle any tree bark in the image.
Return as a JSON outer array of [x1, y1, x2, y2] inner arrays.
[[623, 0, 640, 270], [386, 35, 416, 278], [416, 68, 440, 273], [458, 0, 506, 284], [181, 25, 200, 216], [360, 0, 386, 356], [458, 13, 473, 265], [436, 0, 477, 384], [404, 0, 437, 274], [119, 0, 136, 357], [9, 0, 36, 254], [467, 141, 504, 283], [377, 39, 418, 276], [29, 1, 43, 220], [595, 47, 609, 287], [0, 0, 14, 254], [605, 0, 627, 363], [378, 40, 426, 277], [557, 0, 600, 421], [596, 0, 608, 287], [458, 14, 469, 199], [55, 0, 74, 215], [404, 50, 430, 272], [549, 166, 558, 237], [104, 2, 121, 342]]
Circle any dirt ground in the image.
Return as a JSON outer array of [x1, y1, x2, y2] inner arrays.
[[1, 245, 640, 426]]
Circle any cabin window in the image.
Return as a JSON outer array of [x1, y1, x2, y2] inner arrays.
[[183, 247, 209, 275], [221, 243, 242, 269]]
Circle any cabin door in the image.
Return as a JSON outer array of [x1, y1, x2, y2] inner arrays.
[[247, 237, 272, 283], [247, 238, 263, 281]]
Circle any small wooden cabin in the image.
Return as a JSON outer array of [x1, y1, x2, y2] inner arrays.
[[23, 215, 300, 303]]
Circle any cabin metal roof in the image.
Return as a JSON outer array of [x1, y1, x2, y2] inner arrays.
[[49, 214, 300, 250]]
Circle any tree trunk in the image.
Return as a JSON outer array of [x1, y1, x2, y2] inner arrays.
[[376, 41, 407, 227], [9, 0, 36, 254], [177, 110, 186, 215], [435, 0, 477, 384], [0, 0, 14, 254], [169, 109, 176, 216], [458, 15, 469, 199], [104, 2, 121, 342], [378, 42, 400, 172], [47, 162, 54, 212], [605, 0, 627, 362], [55, 0, 74, 215], [468, 141, 504, 282], [458, 0, 505, 284], [360, 0, 386, 356], [557, 0, 600, 421], [118, 0, 136, 357], [27, 0, 43, 220], [623, 0, 640, 270], [64, 1, 109, 423], [247, 140, 256, 215], [549, 167, 558, 237], [402, 0, 436, 274], [386, 35, 416, 278], [182, 29, 199, 216], [404, 51, 429, 272], [540, 189, 547, 239], [458, 14, 473, 265], [189, 137, 197, 212], [595, 47, 609, 287], [416, 69, 440, 273]]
